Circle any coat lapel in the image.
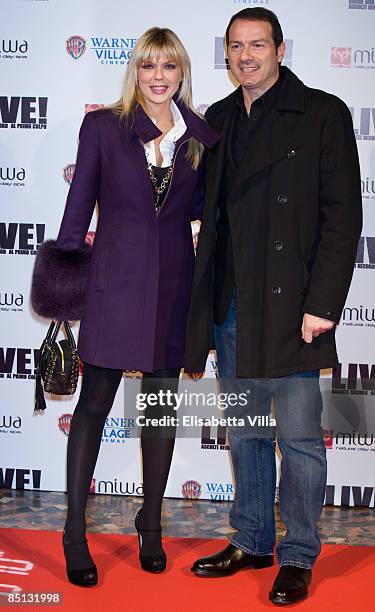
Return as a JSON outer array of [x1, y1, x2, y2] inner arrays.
[[231, 108, 304, 192], [229, 66, 306, 193], [205, 101, 236, 208]]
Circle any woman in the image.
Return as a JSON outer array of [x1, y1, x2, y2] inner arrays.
[[31, 27, 218, 586]]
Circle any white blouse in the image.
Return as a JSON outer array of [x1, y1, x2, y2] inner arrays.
[[143, 100, 187, 167]]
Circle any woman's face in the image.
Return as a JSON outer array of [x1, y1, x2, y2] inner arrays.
[[137, 53, 182, 112]]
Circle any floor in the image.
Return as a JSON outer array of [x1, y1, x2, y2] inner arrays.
[[1, 489, 374, 546]]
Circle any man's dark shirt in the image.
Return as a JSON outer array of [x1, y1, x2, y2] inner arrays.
[[214, 75, 282, 325]]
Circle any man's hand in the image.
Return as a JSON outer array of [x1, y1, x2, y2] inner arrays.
[[301, 313, 335, 343]]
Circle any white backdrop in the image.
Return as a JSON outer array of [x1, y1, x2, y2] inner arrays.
[[1, 0, 375, 508]]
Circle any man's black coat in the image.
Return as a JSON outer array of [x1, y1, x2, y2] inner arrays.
[[184, 67, 362, 377]]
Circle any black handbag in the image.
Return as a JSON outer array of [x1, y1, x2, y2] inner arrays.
[[34, 320, 80, 412]]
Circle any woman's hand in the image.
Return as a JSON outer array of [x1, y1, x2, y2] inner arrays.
[[188, 372, 204, 380]]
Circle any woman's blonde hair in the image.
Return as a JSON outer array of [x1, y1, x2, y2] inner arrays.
[[110, 27, 203, 169]]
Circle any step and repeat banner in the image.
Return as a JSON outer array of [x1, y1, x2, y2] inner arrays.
[[1, 0, 375, 508]]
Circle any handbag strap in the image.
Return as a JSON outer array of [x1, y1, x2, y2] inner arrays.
[[49, 320, 62, 344], [63, 320, 77, 349]]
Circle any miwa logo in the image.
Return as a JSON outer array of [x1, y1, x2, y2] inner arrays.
[[0, 167, 25, 187], [0, 292, 24, 312], [342, 305, 375, 326], [96, 479, 143, 495], [331, 46, 375, 69], [1, 40, 28, 59], [0, 415, 22, 431], [335, 431, 375, 447], [362, 177, 375, 199]]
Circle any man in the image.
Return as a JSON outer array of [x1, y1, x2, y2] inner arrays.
[[184, 7, 362, 606]]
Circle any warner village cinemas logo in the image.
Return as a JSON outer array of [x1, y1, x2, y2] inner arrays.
[[0, 348, 38, 380], [58, 413, 135, 443], [182, 480, 235, 501], [0, 223, 45, 255], [0, 39, 29, 60], [232, 1, 271, 4], [0, 167, 26, 188], [58, 414, 72, 436], [66, 35, 137, 65], [350, 107, 375, 141], [0, 292, 24, 313], [214, 37, 293, 70], [331, 46, 375, 69], [0, 97, 48, 130], [332, 363, 375, 395], [0, 468, 41, 490], [348, 0, 375, 10], [63, 164, 75, 185], [66, 35, 86, 60]]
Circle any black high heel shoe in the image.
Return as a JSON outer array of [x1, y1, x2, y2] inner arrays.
[[62, 530, 98, 587], [134, 508, 167, 573]]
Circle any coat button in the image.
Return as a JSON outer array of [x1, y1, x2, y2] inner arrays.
[[274, 241, 283, 251], [277, 195, 288, 204], [272, 286, 282, 295], [323, 310, 333, 318], [287, 150, 296, 159]]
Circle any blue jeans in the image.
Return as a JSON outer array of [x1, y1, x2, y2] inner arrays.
[[214, 292, 327, 569]]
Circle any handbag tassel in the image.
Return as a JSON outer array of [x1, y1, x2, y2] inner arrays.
[[34, 364, 47, 413]]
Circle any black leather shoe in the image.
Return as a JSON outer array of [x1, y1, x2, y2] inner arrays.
[[62, 531, 98, 587], [191, 543, 274, 577], [134, 509, 167, 573], [269, 565, 312, 605]]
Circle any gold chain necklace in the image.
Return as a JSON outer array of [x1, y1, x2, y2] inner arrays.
[[147, 163, 173, 210]]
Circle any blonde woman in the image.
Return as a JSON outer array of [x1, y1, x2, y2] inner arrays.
[[31, 27, 218, 585]]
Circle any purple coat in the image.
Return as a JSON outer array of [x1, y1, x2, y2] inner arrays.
[[31, 101, 219, 372]]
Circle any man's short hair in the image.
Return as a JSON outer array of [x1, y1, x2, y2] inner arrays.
[[225, 7, 284, 51]]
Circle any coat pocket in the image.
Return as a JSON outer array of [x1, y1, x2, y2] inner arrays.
[[94, 243, 110, 291]]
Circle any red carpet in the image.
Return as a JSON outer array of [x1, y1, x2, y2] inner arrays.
[[0, 528, 374, 611]]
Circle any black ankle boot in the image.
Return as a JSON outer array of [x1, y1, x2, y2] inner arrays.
[[62, 530, 98, 587], [134, 508, 166, 573]]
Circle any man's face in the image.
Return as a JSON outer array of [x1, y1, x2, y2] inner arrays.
[[227, 19, 285, 93]]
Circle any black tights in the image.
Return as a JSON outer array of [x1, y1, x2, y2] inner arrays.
[[65, 362, 179, 558]]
